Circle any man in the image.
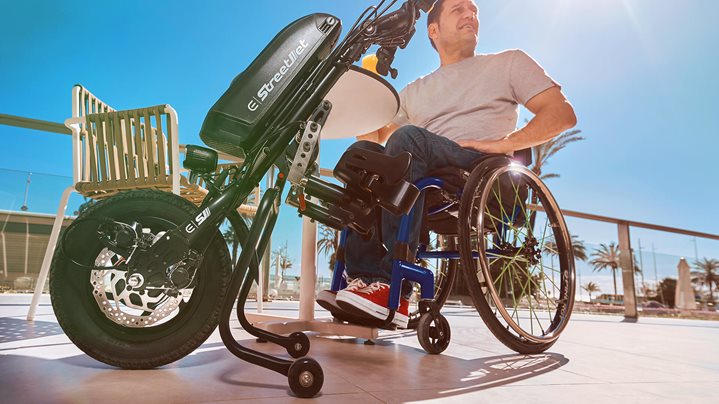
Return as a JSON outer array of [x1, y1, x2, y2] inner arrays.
[[317, 0, 576, 328]]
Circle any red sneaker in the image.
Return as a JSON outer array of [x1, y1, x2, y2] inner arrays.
[[316, 279, 367, 316], [336, 282, 409, 328]]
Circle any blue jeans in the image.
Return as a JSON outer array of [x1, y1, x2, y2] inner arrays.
[[344, 125, 486, 292]]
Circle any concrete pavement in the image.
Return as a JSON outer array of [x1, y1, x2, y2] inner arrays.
[[1, 294, 717, 403]]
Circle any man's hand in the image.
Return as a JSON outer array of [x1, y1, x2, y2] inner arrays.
[[457, 138, 515, 154], [463, 87, 576, 154]]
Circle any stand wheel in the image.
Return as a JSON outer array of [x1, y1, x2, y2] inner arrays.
[[288, 357, 324, 398], [286, 332, 310, 358], [417, 313, 451, 354]]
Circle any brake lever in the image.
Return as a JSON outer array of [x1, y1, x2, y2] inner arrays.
[[415, 0, 437, 13]]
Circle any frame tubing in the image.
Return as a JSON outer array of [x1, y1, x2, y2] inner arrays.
[[219, 183, 293, 375], [389, 260, 435, 307], [329, 229, 349, 292]]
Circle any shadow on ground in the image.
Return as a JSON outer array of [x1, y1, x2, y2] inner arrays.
[[0, 334, 569, 401], [0, 317, 65, 343]]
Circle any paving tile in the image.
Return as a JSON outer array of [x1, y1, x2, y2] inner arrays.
[[369, 383, 681, 404], [1, 295, 718, 403]]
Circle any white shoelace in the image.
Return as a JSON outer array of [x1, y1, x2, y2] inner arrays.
[[344, 278, 367, 291], [359, 281, 388, 294]]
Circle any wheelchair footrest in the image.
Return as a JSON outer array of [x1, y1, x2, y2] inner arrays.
[[331, 311, 399, 330]]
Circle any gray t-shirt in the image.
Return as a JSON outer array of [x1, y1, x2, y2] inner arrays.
[[393, 49, 559, 142]]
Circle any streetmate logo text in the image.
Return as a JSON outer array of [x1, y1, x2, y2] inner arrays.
[[247, 39, 309, 112], [185, 207, 211, 234]]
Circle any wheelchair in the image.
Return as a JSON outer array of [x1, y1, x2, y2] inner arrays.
[[312, 141, 576, 355]]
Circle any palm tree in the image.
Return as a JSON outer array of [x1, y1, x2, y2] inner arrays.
[[589, 242, 642, 304], [543, 235, 588, 263], [525, 128, 584, 230], [590, 243, 621, 303], [530, 129, 585, 180], [220, 189, 256, 271], [571, 236, 588, 262], [692, 257, 719, 304], [582, 281, 600, 301], [316, 224, 340, 272], [272, 241, 294, 288], [542, 235, 586, 300], [222, 227, 239, 264]]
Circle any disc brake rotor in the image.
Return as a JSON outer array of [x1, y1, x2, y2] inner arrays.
[[90, 248, 189, 328]]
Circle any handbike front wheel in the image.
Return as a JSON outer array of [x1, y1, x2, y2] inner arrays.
[[50, 190, 232, 369], [459, 162, 575, 354]]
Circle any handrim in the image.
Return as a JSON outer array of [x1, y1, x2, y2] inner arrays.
[[475, 163, 575, 344]]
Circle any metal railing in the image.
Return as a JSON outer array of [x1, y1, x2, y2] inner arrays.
[[0, 113, 70, 135], [3, 113, 718, 320]]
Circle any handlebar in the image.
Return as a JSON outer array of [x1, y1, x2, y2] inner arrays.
[[372, 1, 415, 34], [372, 0, 430, 78], [342, 0, 437, 79]]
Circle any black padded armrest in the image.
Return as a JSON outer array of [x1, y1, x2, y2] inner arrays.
[[513, 148, 532, 166], [333, 142, 420, 216], [334, 146, 411, 188]]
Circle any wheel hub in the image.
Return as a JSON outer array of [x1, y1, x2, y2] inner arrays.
[[127, 273, 144, 288], [299, 371, 314, 387], [91, 249, 188, 328], [520, 237, 542, 266]]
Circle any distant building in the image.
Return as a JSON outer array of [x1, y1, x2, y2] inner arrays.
[[0, 210, 73, 290], [591, 294, 624, 305]]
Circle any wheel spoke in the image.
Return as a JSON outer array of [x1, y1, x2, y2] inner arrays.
[[471, 165, 574, 345]]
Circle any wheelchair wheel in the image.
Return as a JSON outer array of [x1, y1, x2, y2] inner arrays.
[[407, 234, 457, 329], [458, 161, 575, 354], [416, 312, 451, 354]]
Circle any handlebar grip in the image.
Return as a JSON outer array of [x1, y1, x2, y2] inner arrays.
[[373, 2, 413, 33]]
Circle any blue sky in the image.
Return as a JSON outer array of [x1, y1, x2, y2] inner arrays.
[[1, 0, 718, 292]]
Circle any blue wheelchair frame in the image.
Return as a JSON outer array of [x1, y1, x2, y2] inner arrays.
[[328, 175, 522, 313]]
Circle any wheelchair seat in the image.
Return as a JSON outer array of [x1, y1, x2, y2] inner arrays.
[[421, 148, 533, 240]]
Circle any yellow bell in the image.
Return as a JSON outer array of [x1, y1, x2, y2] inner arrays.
[[362, 54, 379, 74]]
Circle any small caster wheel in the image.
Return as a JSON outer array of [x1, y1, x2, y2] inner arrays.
[[288, 357, 324, 398], [286, 332, 310, 358], [417, 312, 451, 354], [364, 339, 375, 345]]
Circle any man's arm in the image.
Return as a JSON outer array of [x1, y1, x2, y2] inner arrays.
[[356, 122, 400, 144], [458, 86, 577, 154]]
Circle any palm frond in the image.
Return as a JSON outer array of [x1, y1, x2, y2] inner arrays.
[[530, 129, 584, 178]]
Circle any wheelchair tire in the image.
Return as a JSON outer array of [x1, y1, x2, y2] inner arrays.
[[50, 190, 232, 369], [458, 161, 575, 354], [416, 312, 451, 354], [407, 235, 457, 329]]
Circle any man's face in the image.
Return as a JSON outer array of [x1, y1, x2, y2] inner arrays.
[[431, 0, 479, 53]]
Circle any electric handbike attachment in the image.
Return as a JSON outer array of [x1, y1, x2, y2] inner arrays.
[[50, 0, 438, 398]]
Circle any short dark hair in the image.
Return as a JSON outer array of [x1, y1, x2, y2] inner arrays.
[[427, 0, 446, 50]]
